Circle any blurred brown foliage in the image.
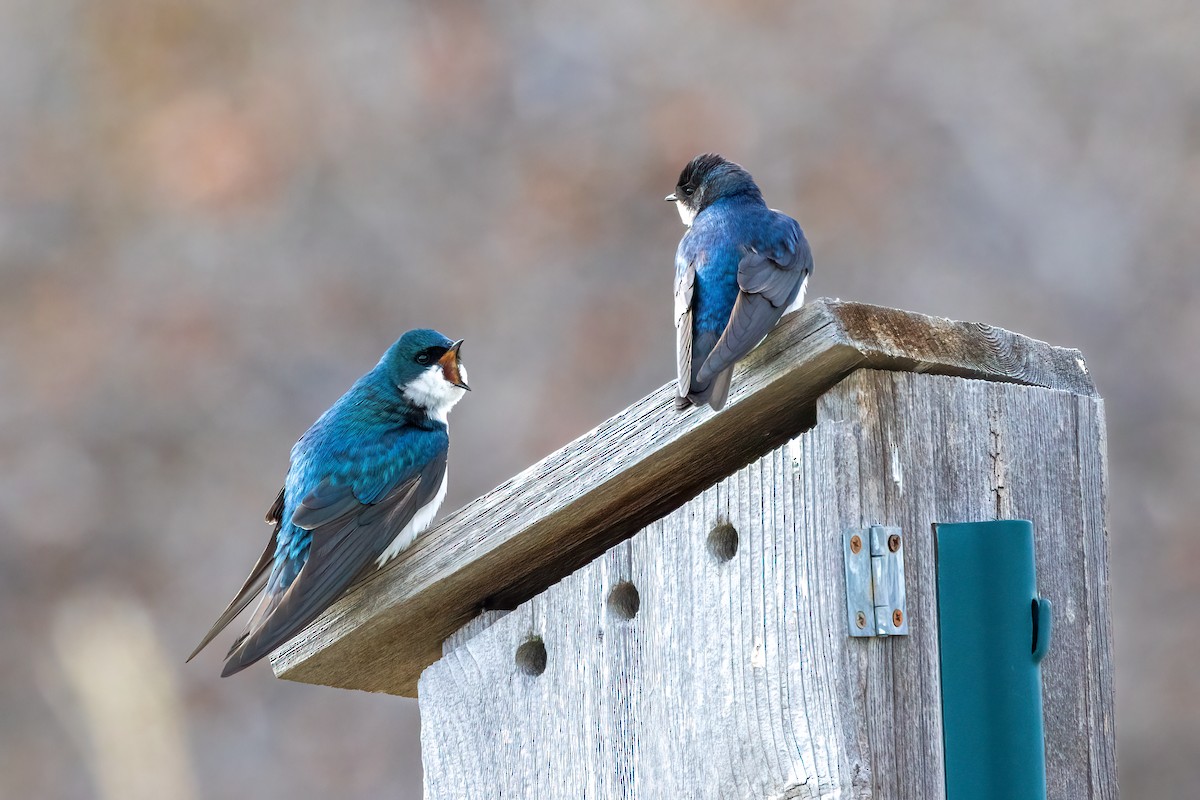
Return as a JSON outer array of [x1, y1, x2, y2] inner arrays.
[[1, 1, 1197, 797]]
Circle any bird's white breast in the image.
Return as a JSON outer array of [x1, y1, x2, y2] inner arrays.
[[376, 467, 448, 567]]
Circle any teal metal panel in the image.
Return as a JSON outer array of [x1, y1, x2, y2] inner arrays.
[[935, 520, 1053, 800]]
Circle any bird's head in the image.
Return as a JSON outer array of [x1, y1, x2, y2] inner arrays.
[[381, 329, 469, 422], [665, 153, 762, 227]]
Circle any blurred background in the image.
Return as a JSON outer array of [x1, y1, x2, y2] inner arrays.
[[1, 1, 1195, 797]]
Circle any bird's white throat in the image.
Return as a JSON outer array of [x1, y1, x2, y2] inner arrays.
[[675, 201, 696, 228], [402, 364, 468, 424]]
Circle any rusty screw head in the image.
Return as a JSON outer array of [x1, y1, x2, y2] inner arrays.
[[892, 609, 904, 627], [850, 534, 863, 554], [888, 534, 901, 552], [855, 611, 867, 629]]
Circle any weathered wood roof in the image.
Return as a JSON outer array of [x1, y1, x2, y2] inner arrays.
[[271, 299, 1095, 695]]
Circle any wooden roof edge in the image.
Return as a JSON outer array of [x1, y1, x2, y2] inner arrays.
[[270, 299, 1095, 695]]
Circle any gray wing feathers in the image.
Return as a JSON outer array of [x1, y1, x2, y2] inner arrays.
[[679, 328, 722, 408], [697, 289, 783, 385], [291, 479, 366, 531], [674, 261, 696, 400], [739, 249, 801, 305], [706, 367, 734, 411], [219, 451, 448, 675]]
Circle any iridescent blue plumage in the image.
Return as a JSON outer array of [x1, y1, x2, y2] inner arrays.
[[268, 396, 450, 594], [669, 154, 813, 410], [189, 329, 469, 675]]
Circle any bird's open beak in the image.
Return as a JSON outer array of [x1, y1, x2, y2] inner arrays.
[[438, 340, 470, 391], [665, 193, 677, 202]]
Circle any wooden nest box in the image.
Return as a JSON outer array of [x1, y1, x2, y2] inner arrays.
[[272, 300, 1116, 800]]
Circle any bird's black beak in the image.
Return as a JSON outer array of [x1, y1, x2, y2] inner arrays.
[[438, 340, 470, 391], [665, 193, 677, 202]]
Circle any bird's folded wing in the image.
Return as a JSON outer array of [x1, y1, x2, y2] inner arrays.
[[290, 477, 369, 531], [697, 217, 812, 385], [220, 448, 448, 675]]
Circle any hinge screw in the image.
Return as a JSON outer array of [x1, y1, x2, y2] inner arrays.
[[850, 535, 863, 554], [855, 611, 867, 629], [893, 609, 904, 627], [888, 534, 901, 552]]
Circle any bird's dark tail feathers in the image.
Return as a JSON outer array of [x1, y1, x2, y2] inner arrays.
[[705, 367, 733, 411], [675, 366, 733, 412], [186, 538, 276, 663]]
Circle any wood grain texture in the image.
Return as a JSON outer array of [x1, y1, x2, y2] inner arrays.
[[421, 423, 872, 799], [420, 371, 1114, 799], [818, 370, 1116, 799], [272, 300, 1097, 696]]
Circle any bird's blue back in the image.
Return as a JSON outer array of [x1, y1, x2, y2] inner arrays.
[[269, 369, 448, 595], [677, 195, 803, 339]]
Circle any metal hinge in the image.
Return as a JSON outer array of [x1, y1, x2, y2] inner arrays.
[[843, 525, 909, 637]]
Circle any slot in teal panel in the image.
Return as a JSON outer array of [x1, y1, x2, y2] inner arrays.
[[935, 519, 1052, 800]]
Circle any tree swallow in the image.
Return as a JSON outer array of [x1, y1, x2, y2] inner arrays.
[[667, 154, 813, 411], [188, 329, 470, 676]]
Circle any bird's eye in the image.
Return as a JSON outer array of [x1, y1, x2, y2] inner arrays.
[[415, 352, 431, 365], [683, 186, 695, 196]]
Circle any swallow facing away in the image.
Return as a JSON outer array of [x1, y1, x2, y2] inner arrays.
[[188, 329, 469, 676], [667, 154, 813, 411]]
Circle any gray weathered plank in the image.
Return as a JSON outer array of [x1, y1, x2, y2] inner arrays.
[[818, 370, 1116, 799], [440, 610, 508, 658], [273, 300, 1096, 696], [420, 371, 1114, 799], [421, 423, 870, 799]]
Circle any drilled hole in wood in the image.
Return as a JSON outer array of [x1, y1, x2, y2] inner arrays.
[[515, 637, 547, 677], [606, 581, 640, 620], [707, 522, 739, 563]]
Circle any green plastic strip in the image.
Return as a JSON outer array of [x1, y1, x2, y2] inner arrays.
[[935, 520, 1051, 800]]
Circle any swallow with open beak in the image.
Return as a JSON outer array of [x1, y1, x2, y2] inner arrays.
[[189, 329, 469, 675]]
